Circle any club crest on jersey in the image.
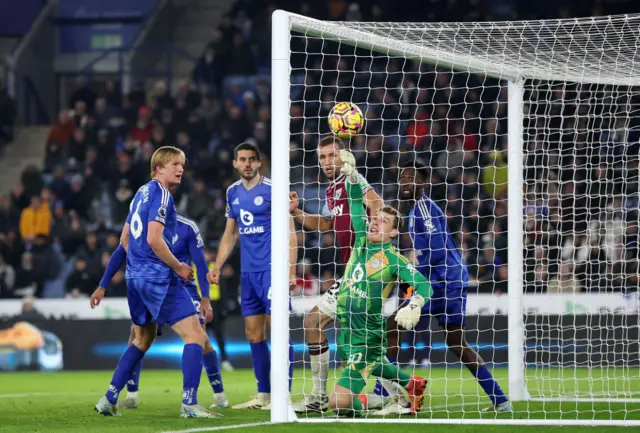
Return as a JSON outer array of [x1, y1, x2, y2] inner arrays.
[[240, 209, 254, 226], [366, 251, 388, 276], [254, 196, 263, 206], [334, 188, 343, 200]]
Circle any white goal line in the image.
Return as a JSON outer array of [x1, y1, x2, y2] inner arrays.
[[529, 397, 640, 403], [298, 419, 640, 427]]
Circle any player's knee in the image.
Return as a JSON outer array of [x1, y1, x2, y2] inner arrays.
[[245, 327, 266, 343], [203, 338, 214, 354], [329, 390, 351, 411], [303, 310, 321, 332], [132, 334, 154, 352]]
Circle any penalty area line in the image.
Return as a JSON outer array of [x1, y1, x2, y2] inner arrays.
[[159, 422, 275, 433]]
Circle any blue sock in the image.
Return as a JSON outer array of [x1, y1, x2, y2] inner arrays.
[[289, 338, 294, 392], [203, 350, 224, 394], [250, 340, 271, 393], [127, 358, 143, 393], [472, 364, 508, 406], [182, 344, 204, 406], [105, 345, 145, 405], [373, 356, 396, 397]]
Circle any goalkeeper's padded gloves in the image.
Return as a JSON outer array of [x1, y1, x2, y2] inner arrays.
[[396, 295, 425, 330], [339, 150, 359, 183]]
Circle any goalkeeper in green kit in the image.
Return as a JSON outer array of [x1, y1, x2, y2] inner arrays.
[[329, 151, 432, 417]]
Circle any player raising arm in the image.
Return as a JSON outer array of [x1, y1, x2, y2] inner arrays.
[[289, 136, 384, 413], [94, 146, 216, 418], [90, 213, 228, 411], [207, 142, 297, 409], [391, 163, 511, 413], [329, 151, 431, 417]]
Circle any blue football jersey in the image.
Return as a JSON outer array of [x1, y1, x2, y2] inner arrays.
[[409, 195, 469, 292], [225, 176, 271, 272], [173, 215, 209, 296], [125, 179, 177, 282]]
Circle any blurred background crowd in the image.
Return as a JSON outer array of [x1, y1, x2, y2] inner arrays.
[[0, 0, 638, 308]]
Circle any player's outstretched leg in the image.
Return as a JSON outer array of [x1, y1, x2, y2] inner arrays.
[[233, 313, 271, 409], [95, 323, 155, 416], [443, 324, 511, 413], [370, 314, 401, 409], [368, 358, 427, 416], [292, 303, 334, 413], [172, 314, 221, 418], [202, 329, 229, 409]]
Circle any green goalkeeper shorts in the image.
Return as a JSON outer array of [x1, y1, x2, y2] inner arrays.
[[336, 344, 384, 394]]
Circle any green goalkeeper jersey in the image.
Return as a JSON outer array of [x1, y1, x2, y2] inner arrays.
[[336, 178, 433, 355]]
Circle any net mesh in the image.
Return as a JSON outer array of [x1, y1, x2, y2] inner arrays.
[[286, 12, 640, 422]]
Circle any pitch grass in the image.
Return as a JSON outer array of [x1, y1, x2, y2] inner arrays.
[[0, 368, 639, 433]]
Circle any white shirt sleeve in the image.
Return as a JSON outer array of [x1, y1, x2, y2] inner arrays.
[[321, 201, 332, 219]]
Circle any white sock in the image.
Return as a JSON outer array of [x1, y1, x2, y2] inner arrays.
[[379, 379, 409, 406], [310, 344, 329, 397], [379, 378, 400, 397], [366, 393, 386, 409], [126, 391, 138, 400]]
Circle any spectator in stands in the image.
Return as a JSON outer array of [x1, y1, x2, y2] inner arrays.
[[47, 110, 76, 151], [102, 77, 123, 110], [226, 32, 257, 75], [0, 228, 24, 270], [93, 97, 119, 127], [12, 296, 45, 321], [69, 76, 97, 112], [70, 100, 89, 129], [65, 256, 94, 298], [0, 79, 16, 145], [67, 128, 89, 164], [112, 178, 133, 226], [19, 195, 51, 243], [44, 141, 67, 174], [193, 46, 225, 94], [0, 194, 19, 235], [21, 165, 44, 200], [0, 252, 16, 298], [75, 231, 104, 280], [29, 235, 60, 297]]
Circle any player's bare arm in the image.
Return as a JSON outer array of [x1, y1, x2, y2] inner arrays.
[[207, 217, 238, 284], [289, 214, 298, 289], [90, 286, 106, 309], [363, 187, 384, 216], [290, 191, 334, 232], [147, 220, 193, 282]]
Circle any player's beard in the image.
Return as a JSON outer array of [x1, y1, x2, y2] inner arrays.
[[322, 165, 337, 180], [240, 167, 259, 181], [399, 185, 414, 200]]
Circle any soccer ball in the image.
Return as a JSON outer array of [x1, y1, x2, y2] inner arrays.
[[328, 102, 364, 138]]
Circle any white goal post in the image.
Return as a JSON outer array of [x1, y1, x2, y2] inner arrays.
[[270, 9, 640, 426]]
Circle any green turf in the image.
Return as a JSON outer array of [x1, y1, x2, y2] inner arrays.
[[0, 367, 639, 433]]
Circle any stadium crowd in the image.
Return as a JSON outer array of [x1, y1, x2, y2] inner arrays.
[[0, 0, 638, 303]]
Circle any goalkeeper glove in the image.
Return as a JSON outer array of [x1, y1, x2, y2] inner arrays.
[[396, 295, 425, 330], [339, 150, 359, 183]]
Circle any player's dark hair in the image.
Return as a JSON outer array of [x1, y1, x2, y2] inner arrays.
[[381, 206, 403, 231], [234, 142, 261, 160], [402, 160, 429, 183], [318, 135, 345, 150]]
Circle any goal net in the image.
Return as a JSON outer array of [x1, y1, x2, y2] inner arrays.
[[270, 10, 640, 426]]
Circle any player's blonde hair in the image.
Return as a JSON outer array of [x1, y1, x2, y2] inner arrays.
[[150, 146, 186, 178]]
